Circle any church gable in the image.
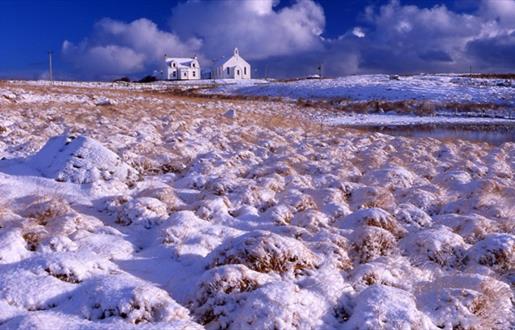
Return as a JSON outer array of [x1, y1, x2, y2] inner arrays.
[[213, 48, 251, 80]]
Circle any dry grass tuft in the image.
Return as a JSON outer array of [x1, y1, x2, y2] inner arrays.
[[192, 264, 267, 325], [350, 186, 396, 211], [22, 231, 42, 251], [22, 197, 71, 226], [137, 186, 181, 212], [351, 227, 397, 264], [207, 231, 319, 275], [470, 280, 514, 329], [44, 267, 81, 283]]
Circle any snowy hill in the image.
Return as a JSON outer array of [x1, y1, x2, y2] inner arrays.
[[208, 74, 515, 106], [29, 134, 139, 184]]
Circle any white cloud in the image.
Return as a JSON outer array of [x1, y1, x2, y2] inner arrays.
[[60, 0, 515, 79], [93, 18, 202, 60], [63, 41, 146, 75], [61, 0, 325, 79], [352, 27, 365, 38], [328, 0, 515, 74], [243, 0, 279, 15], [168, 0, 325, 61], [480, 0, 515, 27], [62, 18, 201, 79]]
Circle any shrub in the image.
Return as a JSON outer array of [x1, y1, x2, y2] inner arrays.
[[394, 203, 432, 231], [433, 213, 498, 244], [22, 231, 43, 251], [112, 76, 131, 83], [137, 186, 181, 212], [339, 208, 406, 238], [74, 275, 191, 324], [344, 285, 434, 329], [137, 75, 158, 83], [349, 186, 396, 210], [291, 209, 331, 232], [191, 264, 270, 325], [115, 197, 169, 228], [21, 197, 71, 226], [361, 165, 417, 190], [400, 226, 468, 268], [277, 189, 317, 212], [351, 227, 397, 264], [465, 233, 514, 272], [262, 204, 294, 225], [206, 231, 319, 275], [417, 274, 513, 329]]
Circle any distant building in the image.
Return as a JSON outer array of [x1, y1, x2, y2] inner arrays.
[[212, 48, 251, 80], [165, 56, 200, 80]]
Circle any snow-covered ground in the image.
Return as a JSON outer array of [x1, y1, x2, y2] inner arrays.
[[11, 78, 267, 93], [0, 80, 513, 329], [326, 113, 514, 126], [207, 74, 515, 128], [208, 74, 514, 105]]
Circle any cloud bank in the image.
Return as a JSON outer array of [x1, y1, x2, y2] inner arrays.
[[169, 0, 325, 61], [62, 18, 202, 80], [62, 0, 515, 79]]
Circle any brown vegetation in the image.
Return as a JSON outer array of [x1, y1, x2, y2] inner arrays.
[[193, 265, 266, 325], [207, 231, 319, 275], [460, 73, 515, 79], [351, 227, 397, 263], [22, 231, 41, 251]]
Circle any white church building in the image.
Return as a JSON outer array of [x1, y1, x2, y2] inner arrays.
[[212, 48, 251, 80], [165, 56, 200, 80]]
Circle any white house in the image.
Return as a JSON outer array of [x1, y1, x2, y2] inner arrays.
[[212, 48, 251, 80], [165, 56, 200, 80]]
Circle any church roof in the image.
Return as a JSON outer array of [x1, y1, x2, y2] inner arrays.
[[212, 56, 230, 68], [212, 48, 250, 68]]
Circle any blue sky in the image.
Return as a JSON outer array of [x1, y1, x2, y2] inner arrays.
[[1, 0, 513, 80]]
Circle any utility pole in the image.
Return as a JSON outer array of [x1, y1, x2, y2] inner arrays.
[[212, 58, 216, 81], [48, 51, 54, 83], [318, 63, 323, 79]]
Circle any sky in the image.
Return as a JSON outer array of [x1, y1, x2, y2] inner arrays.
[[0, 0, 514, 80]]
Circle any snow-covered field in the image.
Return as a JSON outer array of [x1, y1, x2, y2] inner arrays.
[[0, 80, 513, 329], [325, 113, 514, 126], [209, 74, 514, 105]]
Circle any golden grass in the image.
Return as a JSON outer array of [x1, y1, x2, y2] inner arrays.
[[0, 80, 366, 146]]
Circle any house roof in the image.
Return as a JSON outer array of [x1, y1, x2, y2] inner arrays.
[[166, 57, 198, 69]]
